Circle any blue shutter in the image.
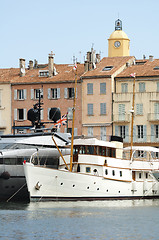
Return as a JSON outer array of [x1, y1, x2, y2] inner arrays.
[[143, 125, 147, 142], [115, 125, 119, 136], [133, 125, 136, 142], [125, 125, 129, 142], [151, 124, 155, 142]]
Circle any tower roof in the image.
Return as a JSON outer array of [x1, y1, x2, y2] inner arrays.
[[109, 30, 129, 40]]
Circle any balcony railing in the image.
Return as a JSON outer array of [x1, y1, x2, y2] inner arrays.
[[113, 114, 131, 123], [147, 113, 159, 122]]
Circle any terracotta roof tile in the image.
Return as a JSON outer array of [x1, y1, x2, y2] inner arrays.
[[82, 56, 134, 78], [0, 64, 85, 85], [117, 59, 159, 78]]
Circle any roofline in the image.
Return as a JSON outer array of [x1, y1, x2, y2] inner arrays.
[[11, 79, 82, 86], [115, 75, 159, 79], [81, 75, 111, 79]]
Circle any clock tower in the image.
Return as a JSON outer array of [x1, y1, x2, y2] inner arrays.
[[108, 19, 130, 57]]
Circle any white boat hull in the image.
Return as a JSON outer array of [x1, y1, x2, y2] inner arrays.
[[24, 163, 159, 201]]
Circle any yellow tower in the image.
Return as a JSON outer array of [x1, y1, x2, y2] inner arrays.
[[108, 19, 130, 57]]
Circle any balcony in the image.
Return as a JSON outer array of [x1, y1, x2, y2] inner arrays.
[[147, 113, 159, 122], [113, 114, 131, 123]]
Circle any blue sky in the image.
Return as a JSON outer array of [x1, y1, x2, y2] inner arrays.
[[1, 0, 159, 68]]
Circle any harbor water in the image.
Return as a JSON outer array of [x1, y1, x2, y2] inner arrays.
[[0, 200, 159, 240]]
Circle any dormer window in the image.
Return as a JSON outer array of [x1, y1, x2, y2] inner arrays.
[[154, 66, 159, 70], [39, 70, 49, 77], [102, 66, 114, 71]]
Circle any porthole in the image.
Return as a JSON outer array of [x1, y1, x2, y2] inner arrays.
[[97, 188, 99, 190], [73, 184, 75, 187], [87, 186, 89, 189], [60, 183, 63, 185]]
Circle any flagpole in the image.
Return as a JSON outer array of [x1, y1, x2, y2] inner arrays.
[[130, 73, 136, 160], [70, 66, 77, 172]]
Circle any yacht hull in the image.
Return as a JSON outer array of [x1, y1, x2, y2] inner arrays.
[[24, 163, 159, 201]]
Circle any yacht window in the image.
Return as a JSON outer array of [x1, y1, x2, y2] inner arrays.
[[120, 171, 122, 177], [112, 149, 116, 158], [112, 170, 115, 176], [105, 169, 108, 175], [0, 158, 3, 164], [4, 158, 16, 165], [87, 146, 94, 155], [145, 172, 148, 179], [139, 172, 142, 178], [86, 167, 91, 173]]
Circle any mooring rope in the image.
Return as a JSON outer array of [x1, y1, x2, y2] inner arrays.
[[6, 182, 27, 202]]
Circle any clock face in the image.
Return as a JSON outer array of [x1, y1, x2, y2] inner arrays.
[[114, 41, 121, 48]]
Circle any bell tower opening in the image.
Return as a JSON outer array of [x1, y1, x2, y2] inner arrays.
[[108, 19, 130, 57]]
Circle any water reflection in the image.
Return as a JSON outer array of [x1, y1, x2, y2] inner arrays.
[[0, 200, 159, 240]]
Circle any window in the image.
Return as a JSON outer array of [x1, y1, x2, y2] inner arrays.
[[64, 88, 77, 99], [86, 167, 91, 173], [119, 104, 125, 121], [119, 126, 125, 139], [157, 82, 159, 92], [154, 103, 159, 119], [102, 66, 113, 71], [100, 83, 106, 94], [100, 103, 106, 115], [18, 90, 24, 100], [87, 83, 93, 95], [48, 88, 60, 99], [136, 104, 143, 115], [14, 108, 27, 121], [139, 172, 142, 179], [121, 83, 128, 93], [87, 104, 93, 115], [14, 89, 26, 100], [112, 170, 115, 176], [67, 107, 73, 120], [155, 125, 159, 138], [31, 89, 43, 100], [39, 70, 49, 77], [88, 127, 93, 137], [120, 171, 122, 177], [139, 82, 145, 92], [105, 169, 108, 175], [137, 125, 143, 139], [101, 127, 106, 141]]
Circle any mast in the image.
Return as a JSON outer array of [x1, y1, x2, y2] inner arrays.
[[70, 66, 77, 172], [130, 73, 136, 159]]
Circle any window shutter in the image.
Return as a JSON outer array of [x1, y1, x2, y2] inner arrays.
[[41, 109, 44, 120], [14, 90, 17, 100], [24, 89, 27, 100], [31, 89, 34, 99], [24, 108, 27, 120], [143, 125, 147, 142], [48, 108, 50, 120], [115, 125, 119, 136], [48, 88, 51, 99], [151, 124, 155, 142], [64, 88, 68, 98], [133, 125, 136, 142], [74, 128, 77, 136], [68, 107, 73, 119], [125, 125, 129, 142], [57, 88, 60, 99], [14, 109, 17, 120]]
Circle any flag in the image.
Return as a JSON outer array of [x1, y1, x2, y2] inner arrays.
[[130, 73, 136, 78], [73, 64, 77, 71], [54, 114, 67, 128]]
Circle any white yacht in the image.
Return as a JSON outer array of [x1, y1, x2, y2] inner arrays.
[[24, 136, 159, 201], [0, 133, 70, 202]]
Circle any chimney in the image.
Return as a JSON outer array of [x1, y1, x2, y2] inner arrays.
[[149, 55, 154, 62], [19, 58, 25, 77], [34, 59, 38, 68], [48, 52, 54, 77], [96, 53, 101, 64], [29, 60, 33, 70], [84, 61, 89, 72], [87, 52, 91, 62]]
